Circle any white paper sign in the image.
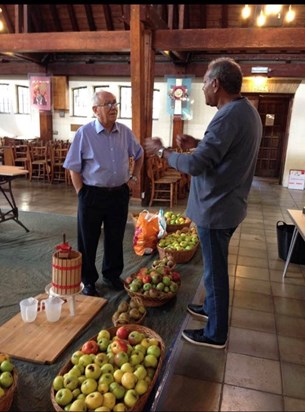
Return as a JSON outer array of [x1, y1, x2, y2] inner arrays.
[[288, 169, 305, 190]]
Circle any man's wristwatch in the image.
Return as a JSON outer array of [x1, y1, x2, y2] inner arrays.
[[157, 147, 165, 158], [130, 175, 138, 183]]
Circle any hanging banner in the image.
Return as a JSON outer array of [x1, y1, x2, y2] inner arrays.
[[29, 75, 51, 111], [166, 77, 192, 120]]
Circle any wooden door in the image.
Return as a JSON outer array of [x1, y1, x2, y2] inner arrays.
[[251, 95, 291, 178]]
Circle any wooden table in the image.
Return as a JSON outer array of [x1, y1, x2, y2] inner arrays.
[[282, 209, 305, 278], [0, 165, 29, 232]]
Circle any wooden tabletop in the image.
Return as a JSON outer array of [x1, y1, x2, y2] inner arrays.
[[0, 165, 29, 177], [287, 209, 305, 241]]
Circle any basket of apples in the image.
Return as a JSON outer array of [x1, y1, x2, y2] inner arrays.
[[157, 226, 199, 264], [112, 297, 147, 327], [124, 263, 181, 307], [50, 324, 164, 412], [164, 211, 192, 233], [0, 354, 18, 412]]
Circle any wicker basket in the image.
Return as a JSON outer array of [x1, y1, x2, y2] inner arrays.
[[50, 325, 165, 412], [0, 369, 18, 412], [112, 296, 147, 326], [124, 276, 181, 308], [157, 241, 199, 264], [166, 218, 192, 233]]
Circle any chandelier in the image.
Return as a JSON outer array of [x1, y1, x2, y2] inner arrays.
[[241, 5, 296, 27]]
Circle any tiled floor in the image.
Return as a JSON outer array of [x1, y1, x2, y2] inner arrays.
[[4, 176, 305, 411]]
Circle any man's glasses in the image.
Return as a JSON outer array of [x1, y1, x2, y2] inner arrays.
[[96, 102, 120, 109]]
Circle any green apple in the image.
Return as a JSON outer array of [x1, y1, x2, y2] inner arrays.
[[130, 350, 144, 366], [0, 386, 5, 398], [68, 365, 82, 378], [55, 388, 73, 406], [98, 372, 114, 386], [135, 378, 149, 395], [72, 388, 81, 399], [79, 354, 93, 368], [0, 371, 13, 388], [78, 375, 86, 385], [133, 364, 147, 381], [85, 363, 101, 380], [113, 369, 124, 384], [81, 378, 97, 395], [121, 372, 137, 389], [147, 345, 161, 358], [113, 402, 127, 412], [123, 389, 139, 409], [97, 381, 109, 394], [128, 331, 144, 345], [94, 352, 108, 367], [69, 398, 87, 412], [114, 351, 129, 367], [85, 391, 103, 409], [53, 375, 64, 391], [100, 363, 114, 374], [97, 338, 110, 352], [133, 344, 146, 354], [109, 382, 126, 400], [120, 362, 134, 373], [64, 375, 79, 391], [144, 354, 158, 368], [97, 329, 111, 341], [0, 360, 14, 372], [102, 392, 116, 410]]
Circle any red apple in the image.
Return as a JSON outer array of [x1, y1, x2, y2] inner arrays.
[[142, 274, 152, 284], [81, 340, 99, 355], [171, 271, 181, 282], [110, 338, 128, 354], [116, 326, 129, 340], [125, 276, 133, 285]]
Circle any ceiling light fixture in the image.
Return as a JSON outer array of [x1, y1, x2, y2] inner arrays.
[[241, 4, 296, 27]]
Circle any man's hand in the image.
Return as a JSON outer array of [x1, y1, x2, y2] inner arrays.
[[144, 137, 163, 156], [176, 134, 198, 150]]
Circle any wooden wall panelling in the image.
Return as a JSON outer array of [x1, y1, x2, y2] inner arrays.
[[52, 76, 69, 110]]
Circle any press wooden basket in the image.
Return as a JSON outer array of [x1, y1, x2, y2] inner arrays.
[[50, 324, 165, 412], [157, 241, 199, 264], [112, 296, 147, 326], [124, 275, 181, 307], [0, 369, 18, 412]]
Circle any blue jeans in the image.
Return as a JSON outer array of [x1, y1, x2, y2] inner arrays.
[[197, 226, 236, 343]]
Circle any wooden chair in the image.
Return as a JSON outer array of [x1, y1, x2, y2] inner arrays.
[[146, 156, 180, 209], [28, 144, 50, 182], [13, 144, 30, 174], [3, 146, 15, 166], [50, 145, 69, 184]]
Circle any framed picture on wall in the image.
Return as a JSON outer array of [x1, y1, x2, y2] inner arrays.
[[29, 75, 51, 111]]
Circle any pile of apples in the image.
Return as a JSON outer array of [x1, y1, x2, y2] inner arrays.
[[0, 354, 15, 398], [112, 297, 146, 325], [158, 227, 199, 252], [124, 257, 181, 299], [164, 211, 191, 226], [52, 326, 162, 411]]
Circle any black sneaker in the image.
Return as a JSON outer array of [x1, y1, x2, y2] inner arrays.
[[82, 284, 99, 297], [182, 328, 227, 349], [187, 304, 208, 320], [103, 277, 124, 291]]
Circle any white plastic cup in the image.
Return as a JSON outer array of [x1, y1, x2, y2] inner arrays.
[[19, 297, 39, 323], [42, 296, 64, 322]]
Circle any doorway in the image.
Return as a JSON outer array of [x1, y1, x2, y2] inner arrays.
[[246, 93, 292, 180]]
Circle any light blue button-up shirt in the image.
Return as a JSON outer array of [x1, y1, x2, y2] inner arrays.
[[64, 119, 143, 187]]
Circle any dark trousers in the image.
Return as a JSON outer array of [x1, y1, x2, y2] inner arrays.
[[77, 183, 130, 286]]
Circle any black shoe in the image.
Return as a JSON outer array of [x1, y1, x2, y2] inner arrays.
[[187, 304, 208, 320], [182, 328, 227, 349], [103, 277, 124, 291], [82, 284, 99, 297]]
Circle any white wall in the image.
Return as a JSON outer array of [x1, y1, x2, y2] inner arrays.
[[1, 75, 304, 187]]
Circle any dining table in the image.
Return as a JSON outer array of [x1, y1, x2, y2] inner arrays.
[[0, 165, 29, 232]]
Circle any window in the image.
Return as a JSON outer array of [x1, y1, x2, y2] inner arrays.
[[0, 83, 10, 113], [17, 85, 30, 114], [72, 87, 88, 117], [119, 86, 160, 119], [94, 85, 109, 93]]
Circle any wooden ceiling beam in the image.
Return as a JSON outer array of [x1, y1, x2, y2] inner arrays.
[[102, 4, 114, 31], [154, 28, 305, 51], [84, 4, 96, 31], [49, 5, 62, 32], [66, 5, 79, 31]]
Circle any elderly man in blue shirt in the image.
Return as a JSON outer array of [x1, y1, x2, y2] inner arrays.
[[64, 90, 144, 296]]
